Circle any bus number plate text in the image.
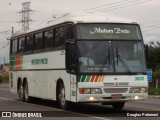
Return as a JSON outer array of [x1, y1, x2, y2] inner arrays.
[[111, 94, 122, 99]]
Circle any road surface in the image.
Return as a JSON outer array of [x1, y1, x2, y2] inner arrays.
[[0, 84, 159, 120]]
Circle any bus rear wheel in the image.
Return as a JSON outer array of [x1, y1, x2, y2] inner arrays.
[[112, 102, 125, 110], [23, 82, 30, 102], [58, 83, 68, 110]]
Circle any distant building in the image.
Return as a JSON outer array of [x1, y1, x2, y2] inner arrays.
[[0, 64, 3, 71], [0, 63, 9, 73], [5, 64, 9, 73]]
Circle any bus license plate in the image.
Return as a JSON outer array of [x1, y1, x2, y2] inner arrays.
[[111, 94, 122, 99]]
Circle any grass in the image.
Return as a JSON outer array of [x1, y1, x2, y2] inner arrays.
[[148, 88, 160, 95]]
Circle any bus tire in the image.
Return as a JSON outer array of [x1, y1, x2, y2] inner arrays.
[[18, 81, 23, 99], [58, 83, 68, 110], [23, 81, 30, 102], [112, 102, 125, 110]]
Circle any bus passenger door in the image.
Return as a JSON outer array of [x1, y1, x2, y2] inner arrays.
[[66, 40, 77, 102]]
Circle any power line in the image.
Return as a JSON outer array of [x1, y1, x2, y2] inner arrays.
[[0, 27, 12, 32], [0, 30, 11, 34], [31, 16, 53, 28], [143, 26, 160, 32], [141, 21, 160, 32], [34, 1, 143, 28], [142, 23, 160, 28], [84, 0, 151, 12], [84, 0, 130, 11], [30, 5, 66, 29], [91, 0, 141, 12], [0, 20, 17, 23], [99, 0, 152, 12], [141, 20, 160, 25], [32, 13, 64, 29], [0, 42, 9, 51]]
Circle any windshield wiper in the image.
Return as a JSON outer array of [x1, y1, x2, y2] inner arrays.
[[116, 48, 131, 73], [99, 48, 110, 73]]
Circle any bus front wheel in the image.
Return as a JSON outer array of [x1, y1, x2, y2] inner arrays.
[[112, 102, 125, 110], [58, 83, 68, 109]]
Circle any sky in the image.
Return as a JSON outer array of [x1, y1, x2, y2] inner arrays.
[[0, 0, 160, 63]]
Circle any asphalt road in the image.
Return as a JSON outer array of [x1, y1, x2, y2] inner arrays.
[[0, 84, 160, 120]]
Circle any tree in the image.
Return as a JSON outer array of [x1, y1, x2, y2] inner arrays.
[[147, 41, 160, 89], [147, 41, 160, 69]]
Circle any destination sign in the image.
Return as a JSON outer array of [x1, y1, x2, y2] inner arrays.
[[76, 24, 142, 40]]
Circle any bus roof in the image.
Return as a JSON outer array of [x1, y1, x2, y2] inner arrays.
[[11, 11, 138, 38]]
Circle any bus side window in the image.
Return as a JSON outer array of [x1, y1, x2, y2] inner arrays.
[[26, 35, 33, 52], [11, 39, 18, 54], [18, 37, 25, 53], [44, 29, 53, 49], [34, 32, 43, 50], [66, 24, 74, 39], [55, 25, 65, 48], [11, 40, 14, 54]]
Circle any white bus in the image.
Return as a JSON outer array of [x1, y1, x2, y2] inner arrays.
[[9, 12, 148, 110]]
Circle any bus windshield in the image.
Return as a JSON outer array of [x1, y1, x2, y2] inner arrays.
[[78, 40, 146, 74]]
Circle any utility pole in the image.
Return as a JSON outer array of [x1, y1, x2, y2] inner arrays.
[[12, 27, 14, 34], [19, 2, 32, 31], [4, 57, 5, 65]]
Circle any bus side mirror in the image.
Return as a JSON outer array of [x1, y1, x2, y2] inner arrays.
[[144, 44, 149, 60]]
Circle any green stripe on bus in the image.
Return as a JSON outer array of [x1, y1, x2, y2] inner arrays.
[[85, 76, 91, 82], [10, 56, 15, 69], [81, 75, 86, 82], [77, 76, 81, 82]]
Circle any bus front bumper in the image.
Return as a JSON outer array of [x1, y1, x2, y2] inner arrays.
[[77, 93, 148, 103]]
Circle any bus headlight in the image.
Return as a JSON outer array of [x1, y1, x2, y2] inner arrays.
[[80, 88, 102, 94], [91, 88, 102, 94], [129, 87, 148, 93], [84, 88, 91, 94]]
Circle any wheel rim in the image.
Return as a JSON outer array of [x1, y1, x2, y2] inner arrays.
[[24, 84, 28, 101], [19, 84, 23, 98], [59, 88, 65, 105]]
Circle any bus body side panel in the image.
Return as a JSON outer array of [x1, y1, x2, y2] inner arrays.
[[10, 50, 73, 101], [9, 71, 17, 94]]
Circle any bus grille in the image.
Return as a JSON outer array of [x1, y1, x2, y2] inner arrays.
[[104, 82, 129, 87], [103, 88, 128, 93]]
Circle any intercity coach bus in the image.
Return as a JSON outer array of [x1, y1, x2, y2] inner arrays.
[[9, 11, 148, 110]]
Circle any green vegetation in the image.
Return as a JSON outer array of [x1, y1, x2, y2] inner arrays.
[[2, 71, 9, 84], [148, 88, 160, 95], [147, 41, 160, 93]]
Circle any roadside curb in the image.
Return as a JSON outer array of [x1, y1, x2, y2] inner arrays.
[[148, 95, 160, 98]]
